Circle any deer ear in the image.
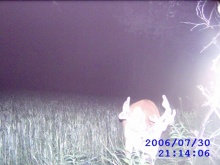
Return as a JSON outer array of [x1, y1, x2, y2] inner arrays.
[[118, 111, 127, 120]]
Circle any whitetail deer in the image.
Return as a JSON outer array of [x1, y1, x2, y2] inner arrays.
[[118, 95, 176, 164]]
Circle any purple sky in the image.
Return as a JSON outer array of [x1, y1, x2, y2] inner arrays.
[[0, 1, 218, 105]]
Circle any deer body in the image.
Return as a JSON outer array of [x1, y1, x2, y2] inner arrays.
[[118, 95, 176, 164]]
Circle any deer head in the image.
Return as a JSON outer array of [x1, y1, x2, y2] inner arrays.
[[118, 95, 176, 164]]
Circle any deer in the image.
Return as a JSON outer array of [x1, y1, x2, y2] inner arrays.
[[118, 95, 176, 164]]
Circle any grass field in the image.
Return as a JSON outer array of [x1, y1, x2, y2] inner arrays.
[[0, 90, 219, 165], [0, 91, 126, 164]]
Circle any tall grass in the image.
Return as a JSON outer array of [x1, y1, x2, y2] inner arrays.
[[0, 90, 219, 165], [0, 91, 125, 164]]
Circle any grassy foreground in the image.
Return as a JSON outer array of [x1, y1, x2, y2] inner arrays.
[[0, 91, 126, 165], [0, 90, 219, 165]]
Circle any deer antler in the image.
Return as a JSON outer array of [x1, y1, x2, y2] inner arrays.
[[123, 97, 130, 113], [118, 97, 130, 120], [149, 95, 176, 131]]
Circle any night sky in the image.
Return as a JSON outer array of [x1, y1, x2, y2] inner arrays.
[[0, 1, 219, 106]]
